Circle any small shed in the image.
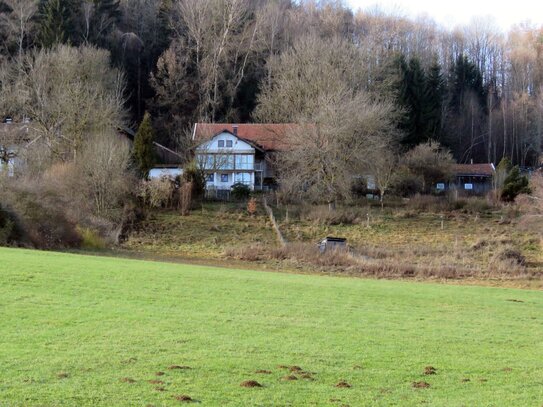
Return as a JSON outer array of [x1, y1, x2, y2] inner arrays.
[[318, 237, 347, 253], [451, 163, 495, 195]]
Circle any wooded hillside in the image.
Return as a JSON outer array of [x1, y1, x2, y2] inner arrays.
[[1, 0, 542, 166]]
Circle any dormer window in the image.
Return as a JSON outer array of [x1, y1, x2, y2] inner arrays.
[[218, 140, 225, 148], [226, 140, 233, 148]]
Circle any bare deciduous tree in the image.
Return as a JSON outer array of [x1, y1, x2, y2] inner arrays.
[[0, 45, 126, 163], [0, 0, 37, 57], [170, 0, 259, 121]]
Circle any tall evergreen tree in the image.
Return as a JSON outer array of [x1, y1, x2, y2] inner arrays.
[[449, 54, 486, 113], [133, 112, 155, 179], [397, 56, 428, 147], [37, 0, 80, 48], [156, 0, 173, 53], [423, 59, 446, 142]]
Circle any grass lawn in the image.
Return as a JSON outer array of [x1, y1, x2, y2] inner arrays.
[[1, 247, 543, 406]]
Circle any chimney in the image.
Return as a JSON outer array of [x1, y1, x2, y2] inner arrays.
[[232, 125, 238, 136]]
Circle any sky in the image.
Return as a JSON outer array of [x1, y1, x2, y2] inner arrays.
[[346, 0, 543, 31]]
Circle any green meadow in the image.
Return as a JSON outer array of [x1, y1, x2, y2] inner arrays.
[[1, 247, 542, 406]]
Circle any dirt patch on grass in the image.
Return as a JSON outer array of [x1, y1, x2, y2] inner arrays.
[[169, 365, 191, 370], [352, 365, 363, 370], [255, 370, 272, 374], [174, 394, 195, 402], [300, 373, 314, 380], [289, 366, 303, 372], [502, 367, 513, 372], [156, 371, 165, 376], [148, 379, 164, 385], [282, 375, 298, 381], [424, 366, 437, 375], [461, 378, 470, 382], [120, 377, 136, 383], [155, 386, 166, 392], [240, 380, 262, 388], [412, 381, 430, 388], [277, 365, 289, 369], [506, 299, 524, 303], [335, 380, 351, 388], [56, 372, 69, 379]]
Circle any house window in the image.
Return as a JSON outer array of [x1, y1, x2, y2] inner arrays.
[[235, 154, 254, 170], [436, 183, 445, 190], [202, 154, 214, 169], [217, 155, 234, 170], [464, 183, 473, 190], [226, 140, 233, 148], [220, 174, 229, 183], [235, 172, 251, 184], [218, 140, 225, 148], [206, 173, 214, 182]]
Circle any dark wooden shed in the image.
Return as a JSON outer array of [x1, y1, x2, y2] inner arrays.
[[318, 237, 347, 253]]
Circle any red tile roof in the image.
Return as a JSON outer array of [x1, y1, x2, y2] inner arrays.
[[193, 123, 299, 151], [453, 163, 495, 177]]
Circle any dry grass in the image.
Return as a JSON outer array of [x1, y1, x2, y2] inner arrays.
[[226, 239, 535, 280], [123, 201, 543, 282]]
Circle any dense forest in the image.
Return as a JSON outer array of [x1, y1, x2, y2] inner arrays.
[[1, 0, 542, 166]]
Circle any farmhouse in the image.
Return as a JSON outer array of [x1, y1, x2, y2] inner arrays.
[[192, 123, 293, 192]]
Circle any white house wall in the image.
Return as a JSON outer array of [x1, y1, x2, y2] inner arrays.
[[196, 131, 258, 190], [196, 132, 255, 153]]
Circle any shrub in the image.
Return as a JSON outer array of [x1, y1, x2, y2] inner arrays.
[[0, 204, 22, 245], [183, 161, 206, 201], [17, 199, 81, 249], [231, 183, 251, 201], [139, 178, 176, 208], [501, 166, 530, 202], [79, 227, 107, 250], [392, 170, 424, 197], [494, 247, 526, 266], [402, 141, 454, 194]]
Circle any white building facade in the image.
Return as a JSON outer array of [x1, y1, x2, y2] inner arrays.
[[195, 131, 258, 190]]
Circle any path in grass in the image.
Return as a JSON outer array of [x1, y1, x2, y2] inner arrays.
[[1, 247, 542, 406]]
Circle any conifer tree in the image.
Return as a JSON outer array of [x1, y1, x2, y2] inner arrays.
[[423, 59, 445, 141], [501, 166, 530, 202], [397, 56, 428, 147], [449, 54, 486, 112], [133, 112, 155, 179], [37, 0, 79, 47]]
